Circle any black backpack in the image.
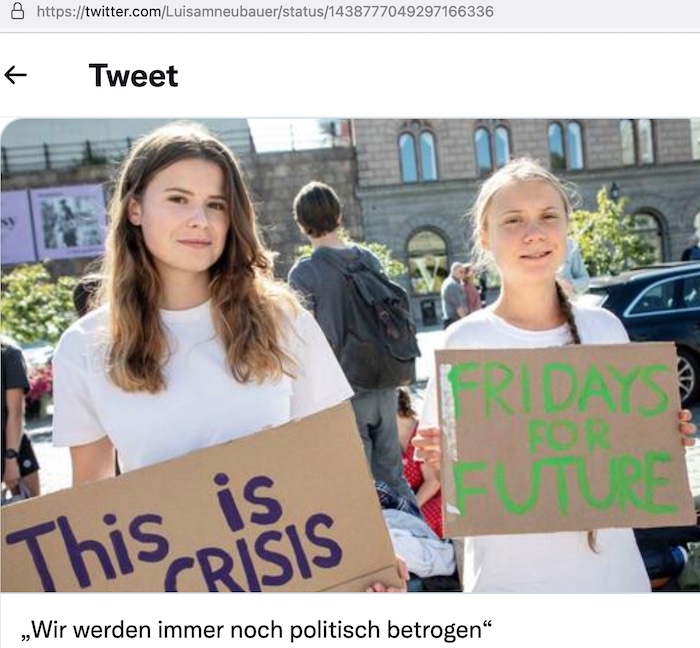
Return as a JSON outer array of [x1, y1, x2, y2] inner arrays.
[[316, 248, 421, 390]]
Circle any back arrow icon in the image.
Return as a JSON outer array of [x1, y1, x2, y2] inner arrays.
[[5, 66, 28, 84]]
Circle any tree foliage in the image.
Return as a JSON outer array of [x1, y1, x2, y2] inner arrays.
[[570, 187, 656, 277], [1, 264, 78, 345], [295, 228, 407, 279]]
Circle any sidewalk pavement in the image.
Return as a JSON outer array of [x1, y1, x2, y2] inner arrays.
[[25, 327, 700, 498]]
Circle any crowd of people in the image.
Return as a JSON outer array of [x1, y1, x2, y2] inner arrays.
[[2, 122, 697, 593]]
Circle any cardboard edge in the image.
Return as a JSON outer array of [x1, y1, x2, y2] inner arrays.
[[319, 564, 404, 592]]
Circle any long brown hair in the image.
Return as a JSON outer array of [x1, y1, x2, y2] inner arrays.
[[98, 121, 298, 393]]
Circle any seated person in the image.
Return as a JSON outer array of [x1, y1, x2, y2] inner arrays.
[[375, 480, 457, 589], [397, 387, 443, 536]]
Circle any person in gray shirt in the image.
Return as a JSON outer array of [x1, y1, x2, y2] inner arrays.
[[440, 262, 468, 328], [288, 182, 417, 506]]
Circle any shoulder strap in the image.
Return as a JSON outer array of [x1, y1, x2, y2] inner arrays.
[[313, 246, 404, 306]]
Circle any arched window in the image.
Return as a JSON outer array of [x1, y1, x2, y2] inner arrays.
[[633, 212, 664, 262], [691, 119, 700, 161], [548, 121, 584, 171], [620, 119, 656, 166], [566, 122, 584, 170], [548, 123, 565, 170], [398, 121, 438, 183], [419, 131, 437, 181], [474, 127, 492, 176], [407, 229, 448, 295], [399, 133, 418, 183], [474, 122, 511, 176], [494, 126, 511, 168]]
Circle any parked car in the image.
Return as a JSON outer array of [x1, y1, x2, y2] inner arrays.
[[582, 262, 700, 407]]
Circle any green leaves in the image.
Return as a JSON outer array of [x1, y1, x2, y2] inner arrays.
[[570, 188, 656, 277], [1, 264, 78, 345]]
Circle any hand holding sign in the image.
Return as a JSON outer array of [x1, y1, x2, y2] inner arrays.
[[434, 343, 697, 538]]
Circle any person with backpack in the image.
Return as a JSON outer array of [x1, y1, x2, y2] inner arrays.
[[288, 181, 419, 505]]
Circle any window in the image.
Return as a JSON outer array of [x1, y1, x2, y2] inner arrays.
[[628, 275, 700, 316], [632, 212, 664, 263], [398, 121, 438, 183], [548, 121, 584, 171], [399, 133, 418, 183], [692, 119, 700, 161], [620, 119, 656, 166], [474, 122, 511, 176], [407, 229, 448, 295]]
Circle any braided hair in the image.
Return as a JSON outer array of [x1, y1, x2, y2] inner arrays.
[[555, 280, 598, 551]]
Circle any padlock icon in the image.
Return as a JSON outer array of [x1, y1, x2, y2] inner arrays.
[[12, 3, 25, 19]]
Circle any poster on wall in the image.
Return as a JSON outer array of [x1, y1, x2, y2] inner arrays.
[[29, 184, 107, 260], [0, 190, 38, 265]]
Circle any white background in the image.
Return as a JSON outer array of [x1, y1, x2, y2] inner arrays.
[[2, 29, 699, 646]]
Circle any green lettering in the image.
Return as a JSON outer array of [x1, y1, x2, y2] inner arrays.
[[614, 454, 644, 510], [584, 417, 611, 452], [546, 420, 579, 452], [447, 362, 482, 421], [643, 451, 676, 514], [577, 365, 617, 413], [542, 363, 578, 414], [453, 462, 488, 515], [527, 419, 548, 454], [538, 456, 579, 515], [494, 461, 539, 514], [607, 366, 641, 414], [483, 362, 514, 417], [638, 365, 671, 417], [576, 455, 617, 510]]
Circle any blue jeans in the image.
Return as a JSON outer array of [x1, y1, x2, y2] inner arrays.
[[351, 387, 418, 507]]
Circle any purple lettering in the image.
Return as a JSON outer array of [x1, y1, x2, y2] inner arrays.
[[104, 514, 134, 575], [306, 513, 343, 569], [245, 475, 282, 525], [5, 521, 58, 591], [256, 531, 293, 587], [57, 516, 116, 588], [129, 514, 169, 562], [285, 524, 312, 579], [235, 538, 261, 591], [214, 473, 245, 533], [195, 547, 245, 592], [164, 556, 194, 591]]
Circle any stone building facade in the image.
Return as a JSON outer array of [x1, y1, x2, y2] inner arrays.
[[352, 118, 700, 326], [3, 118, 699, 330], [1, 122, 359, 280]]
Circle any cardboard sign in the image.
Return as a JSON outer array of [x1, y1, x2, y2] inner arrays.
[[1, 402, 402, 592], [437, 343, 696, 537]]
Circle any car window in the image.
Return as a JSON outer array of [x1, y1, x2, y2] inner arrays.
[[628, 278, 680, 314], [683, 274, 700, 309], [628, 273, 700, 315]]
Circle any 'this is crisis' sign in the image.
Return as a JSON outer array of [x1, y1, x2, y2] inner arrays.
[[1, 403, 401, 592]]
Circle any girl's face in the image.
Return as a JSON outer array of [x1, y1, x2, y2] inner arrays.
[[128, 158, 230, 285], [480, 179, 568, 286]]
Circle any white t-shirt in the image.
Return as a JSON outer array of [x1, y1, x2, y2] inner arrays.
[[421, 304, 651, 593], [53, 302, 354, 472]]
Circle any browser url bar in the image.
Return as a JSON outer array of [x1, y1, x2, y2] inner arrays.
[[2, 1, 700, 30]]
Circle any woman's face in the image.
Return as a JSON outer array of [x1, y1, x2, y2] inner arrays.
[[480, 179, 568, 286], [128, 158, 230, 284]]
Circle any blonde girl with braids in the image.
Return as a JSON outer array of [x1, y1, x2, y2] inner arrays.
[[414, 157, 696, 593], [52, 122, 356, 485]]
